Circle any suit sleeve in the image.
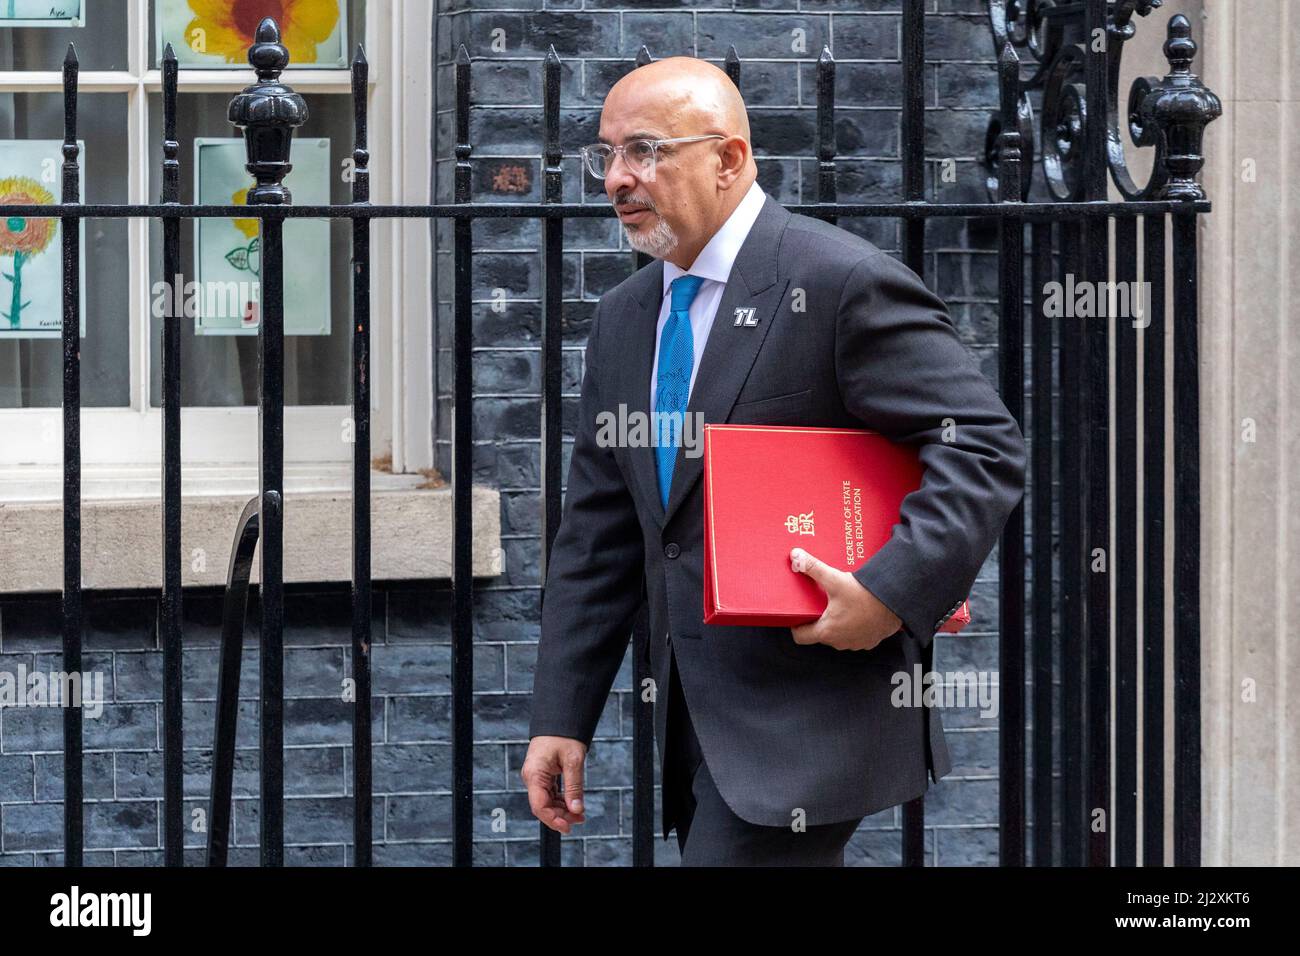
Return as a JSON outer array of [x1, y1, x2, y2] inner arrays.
[[835, 251, 1027, 651], [527, 298, 646, 747]]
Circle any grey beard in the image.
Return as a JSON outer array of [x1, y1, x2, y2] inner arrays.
[[624, 212, 678, 258]]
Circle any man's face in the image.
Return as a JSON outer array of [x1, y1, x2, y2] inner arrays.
[[598, 82, 721, 262]]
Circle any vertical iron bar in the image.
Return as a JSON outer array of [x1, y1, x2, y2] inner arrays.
[[1114, 213, 1139, 865], [1083, 0, 1111, 869], [258, 213, 286, 867], [899, 0, 930, 868], [632, 47, 652, 282], [815, 46, 836, 225], [59, 42, 83, 869], [995, 40, 1025, 868], [1029, 221, 1054, 867], [902, 0, 926, 266], [1171, 209, 1200, 866], [350, 43, 374, 867], [159, 42, 185, 868], [226, 15, 303, 871], [1140, 213, 1166, 866], [631, 604, 653, 866], [452, 43, 475, 868], [630, 42, 655, 865], [900, 0, 926, 867], [1082, 225, 1112, 869], [538, 44, 565, 869], [1057, 219, 1084, 866], [635, 46, 664, 868]]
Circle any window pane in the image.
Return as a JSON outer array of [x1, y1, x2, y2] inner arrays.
[[147, 92, 358, 407], [0, 93, 131, 409], [148, 0, 366, 70], [0, 0, 130, 72]]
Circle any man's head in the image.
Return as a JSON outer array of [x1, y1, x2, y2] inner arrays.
[[596, 57, 758, 269]]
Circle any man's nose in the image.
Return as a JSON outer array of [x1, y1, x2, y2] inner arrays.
[[604, 151, 640, 196]]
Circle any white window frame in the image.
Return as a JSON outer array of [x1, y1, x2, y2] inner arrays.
[[0, 0, 434, 491]]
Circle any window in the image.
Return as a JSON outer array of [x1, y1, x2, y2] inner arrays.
[[0, 0, 434, 487]]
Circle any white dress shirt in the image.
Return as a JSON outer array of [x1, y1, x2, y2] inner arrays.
[[650, 180, 768, 411]]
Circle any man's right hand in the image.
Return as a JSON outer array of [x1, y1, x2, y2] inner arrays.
[[521, 735, 588, 834]]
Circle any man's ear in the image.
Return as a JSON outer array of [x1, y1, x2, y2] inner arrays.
[[716, 135, 750, 188]]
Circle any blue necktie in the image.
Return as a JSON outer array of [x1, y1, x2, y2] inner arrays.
[[655, 274, 705, 509]]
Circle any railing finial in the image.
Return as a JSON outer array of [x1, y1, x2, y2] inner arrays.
[[249, 17, 289, 81], [1163, 12, 1196, 72], [227, 18, 308, 206], [1135, 13, 1221, 201], [997, 39, 1024, 204]]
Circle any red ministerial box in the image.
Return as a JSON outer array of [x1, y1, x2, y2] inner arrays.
[[702, 423, 970, 632]]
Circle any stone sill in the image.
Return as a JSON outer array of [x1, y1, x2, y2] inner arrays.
[[0, 467, 502, 594]]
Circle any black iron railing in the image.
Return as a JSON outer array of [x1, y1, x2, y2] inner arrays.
[[0, 0, 1219, 868]]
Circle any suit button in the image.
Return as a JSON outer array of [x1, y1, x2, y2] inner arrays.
[[664, 543, 680, 559]]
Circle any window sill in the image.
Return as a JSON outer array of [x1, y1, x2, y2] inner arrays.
[[0, 465, 502, 594]]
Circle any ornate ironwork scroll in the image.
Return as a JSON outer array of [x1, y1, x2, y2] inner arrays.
[[984, 1, 1221, 201]]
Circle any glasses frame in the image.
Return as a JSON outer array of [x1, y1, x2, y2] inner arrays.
[[581, 134, 727, 180]]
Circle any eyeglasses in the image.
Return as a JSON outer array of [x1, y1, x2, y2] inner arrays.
[[580, 135, 726, 180]]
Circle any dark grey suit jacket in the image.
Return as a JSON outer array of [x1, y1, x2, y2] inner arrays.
[[527, 193, 1027, 835]]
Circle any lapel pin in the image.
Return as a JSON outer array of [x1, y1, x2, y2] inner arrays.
[[733, 307, 759, 327]]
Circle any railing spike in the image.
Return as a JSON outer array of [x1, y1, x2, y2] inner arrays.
[[724, 45, 740, 89]]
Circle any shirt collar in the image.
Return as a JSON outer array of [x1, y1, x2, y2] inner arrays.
[[662, 180, 767, 295]]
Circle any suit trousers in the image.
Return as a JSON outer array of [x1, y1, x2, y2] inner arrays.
[[662, 645, 863, 866]]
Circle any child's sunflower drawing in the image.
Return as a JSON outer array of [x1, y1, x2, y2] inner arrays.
[[0, 176, 56, 330]]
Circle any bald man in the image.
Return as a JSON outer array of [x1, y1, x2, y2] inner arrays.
[[521, 57, 1026, 865]]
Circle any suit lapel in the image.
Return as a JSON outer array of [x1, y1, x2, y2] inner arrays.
[[620, 259, 666, 523], [620, 194, 792, 529]]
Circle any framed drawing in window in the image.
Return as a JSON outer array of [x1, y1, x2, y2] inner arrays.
[[192, 137, 331, 336], [0, 1, 84, 27], [0, 140, 86, 339], [156, 0, 348, 69]]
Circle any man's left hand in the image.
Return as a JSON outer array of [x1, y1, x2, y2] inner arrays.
[[789, 547, 903, 652]]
